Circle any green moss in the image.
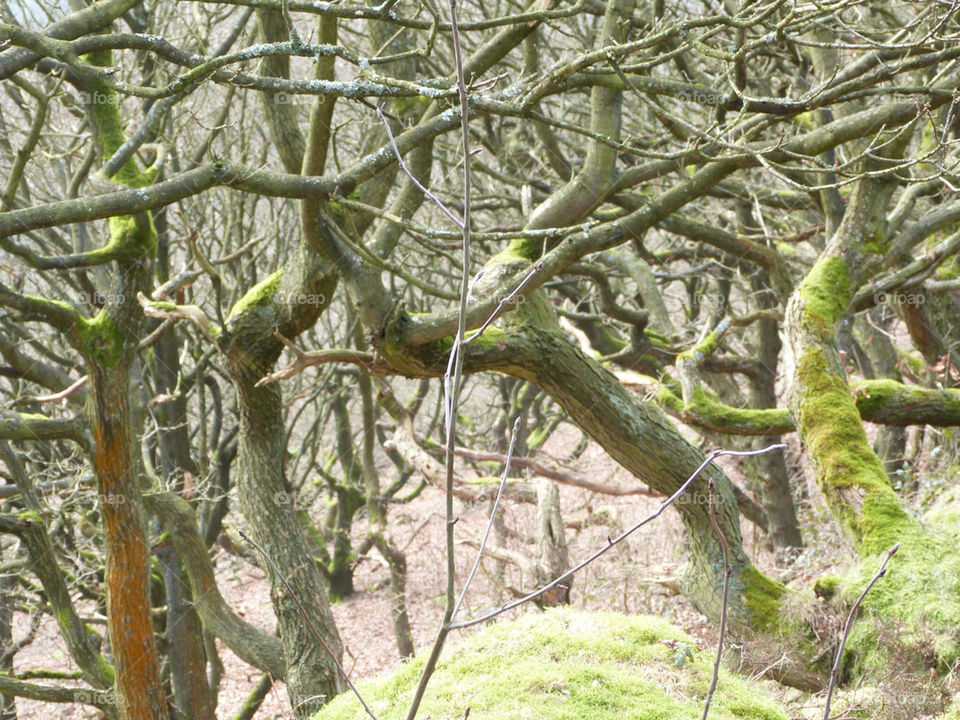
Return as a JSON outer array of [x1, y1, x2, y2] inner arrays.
[[895, 348, 926, 378], [312, 609, 788, 720], [798, 256, 850, 337], [935, 259, 958, 281], [812, 575, 842, 600], [692, 331, 719, 357], [855, 378, 960, 420], [656, 384, 685, 414], [501, 236, 543, 261], [83, 50, 155, 188], [793, 112, 815, 131], [227, 269, 283, 320], [796, 349, 913, 554], [850, 378, 905, 416], [741, 565, 786, 632], [100, 213, 157, 257], [76, 310, 124, 368], [94, 644, 116, 685], [842, 520, 960, 678], [686, 387, 794, 435]]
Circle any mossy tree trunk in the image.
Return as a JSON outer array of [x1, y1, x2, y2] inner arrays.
[[85, 282, 168, 720], [79, 50, 168, 720], [222, 247, 343, 717], [784, 156, 917, 557], [374, 257, 783, 631]]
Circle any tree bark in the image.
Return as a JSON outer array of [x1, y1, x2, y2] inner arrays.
[[534, 478, 570, 606], [221, 251, 343, 717], [783, 154, 916, 556]]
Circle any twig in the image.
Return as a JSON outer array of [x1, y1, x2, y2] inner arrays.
[[463, 262, 543, 345], [11, 375, 87, 406], [702, 478, 730, 720], [136, 292, 218, 342], [452, 417, 520, 621], [449, 443, 786, 630], [237, 529, 378, 720], [376, 105, 464, 229], [444, 445, 657, 497], [821, 543, 900, 720], [403, 3, 472, 717], [255, 332, 376, 386]]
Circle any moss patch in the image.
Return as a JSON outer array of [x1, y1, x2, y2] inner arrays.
[[312, 609, 789, 720], [501, 236, 543, 261], [838, 497, 960, 681], [227, 269, 283, 320], [798, 256, 850, 337], [796, 348, 914, 554], [77, 310, 124, 368], [741, 565, 787, 633], [685, 387, 794, 436]]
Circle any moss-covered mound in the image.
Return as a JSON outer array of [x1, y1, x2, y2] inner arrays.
[[840, 485, 960, 678], [313, 608, 788, 720]]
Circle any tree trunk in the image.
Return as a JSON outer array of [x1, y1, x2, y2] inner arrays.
[[534, 477, 570, 606], [89, 358, 168, 720], [783, 164, 916, 556], [0, 555, 16, 720], [152, 221, 216, 719], [222, 250, 343, 716], [230, 370, 344, 717], [748, 273, 803, 555]]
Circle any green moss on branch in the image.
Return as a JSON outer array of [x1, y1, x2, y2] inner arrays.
[[227, 269, 284, 320], [796, 349, 914, 554]]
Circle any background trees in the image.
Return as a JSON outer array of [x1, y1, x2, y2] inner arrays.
[[2, 0, 960, 718]]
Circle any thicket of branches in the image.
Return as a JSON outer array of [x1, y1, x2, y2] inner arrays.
[[2, 0, 960, 717]]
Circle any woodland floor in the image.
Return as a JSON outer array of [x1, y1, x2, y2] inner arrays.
[[10, 422, 925, 719]]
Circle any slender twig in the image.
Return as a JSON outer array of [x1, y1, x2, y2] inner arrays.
[[702, 478, 730, 720], [403, 5, 472, 718], [822, 543, 900, 720], [237, 529, 378, 720], [376, 105, 464, 229], [452, 417, 521, 621], [449, 443, 786, 630]]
